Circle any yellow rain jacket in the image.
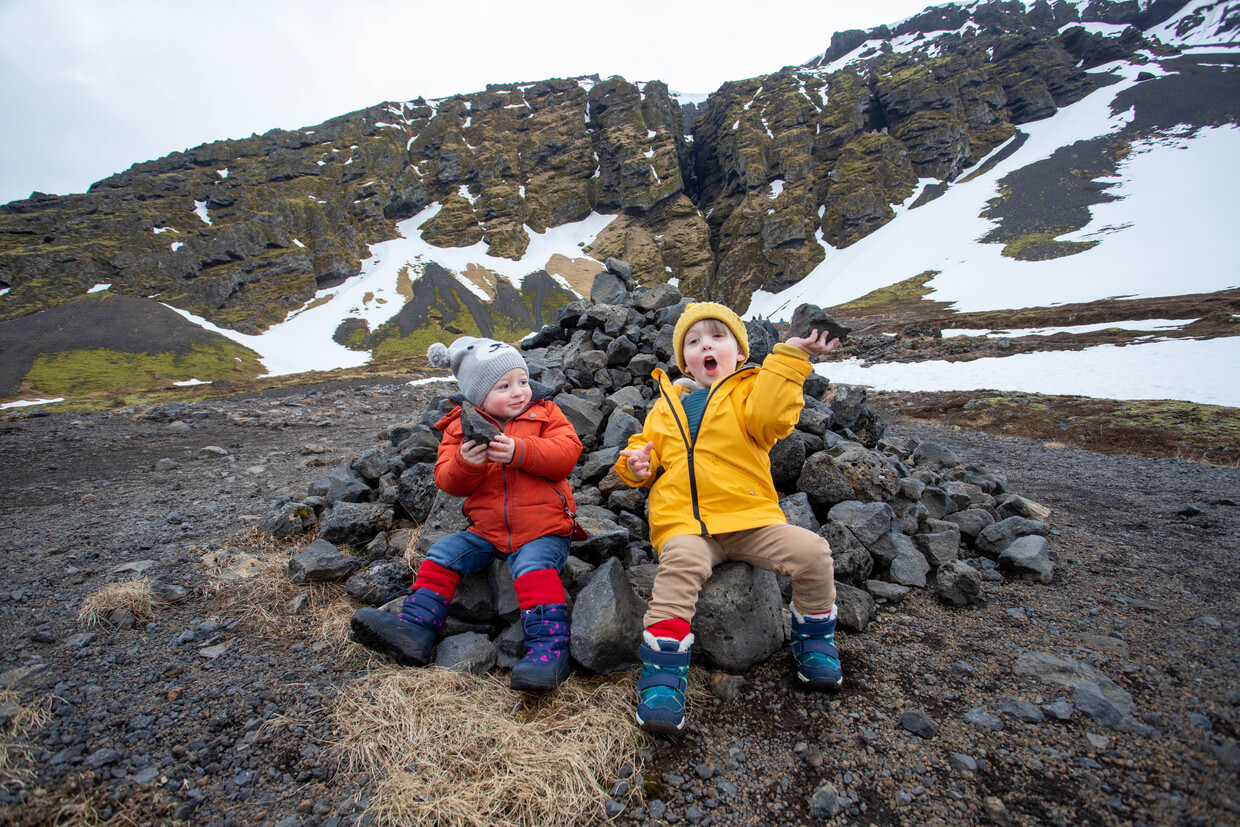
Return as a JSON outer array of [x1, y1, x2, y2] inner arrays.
[[615, 344, 812, 552]]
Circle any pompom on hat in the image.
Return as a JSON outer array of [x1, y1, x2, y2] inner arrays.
[[671, 302, 749, 374], [427, 336, 528, 407]]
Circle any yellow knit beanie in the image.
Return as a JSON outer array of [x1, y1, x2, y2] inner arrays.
[[672, 302, 749, 373]]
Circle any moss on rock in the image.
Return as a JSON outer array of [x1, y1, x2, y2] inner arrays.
[[26, 341, 263, 397]]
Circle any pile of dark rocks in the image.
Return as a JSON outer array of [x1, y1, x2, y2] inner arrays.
[[260, 260, 1054, 676]]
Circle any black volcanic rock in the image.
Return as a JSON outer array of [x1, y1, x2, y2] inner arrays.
[[460, 401, 501, 445], [791, 303, 851, 343]]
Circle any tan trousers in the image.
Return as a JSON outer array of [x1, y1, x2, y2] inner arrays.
[[644, 523, 836, 629]]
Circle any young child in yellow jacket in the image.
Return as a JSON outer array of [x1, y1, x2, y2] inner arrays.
[[615, 301, 844, 734]]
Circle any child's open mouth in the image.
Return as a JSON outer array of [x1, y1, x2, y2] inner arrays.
[[703, 356, 717, 371]]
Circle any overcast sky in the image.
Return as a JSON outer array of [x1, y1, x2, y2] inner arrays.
[[0, 0, 936, 205]]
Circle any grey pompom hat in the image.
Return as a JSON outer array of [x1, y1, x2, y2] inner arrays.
[[427, 336, 528, 407]]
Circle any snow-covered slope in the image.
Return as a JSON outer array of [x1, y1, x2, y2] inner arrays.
[[745, 0, 1240, 405]]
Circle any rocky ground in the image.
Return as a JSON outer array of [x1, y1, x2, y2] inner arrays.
[[0, 378, 1237, 826]]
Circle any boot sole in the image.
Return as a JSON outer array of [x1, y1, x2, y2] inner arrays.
[[349, 610, 432, 667], [510, 674, 562, 693], [510, 662, 571, 693], [797, 671, 844, 691], [635, 710, 685, 736]]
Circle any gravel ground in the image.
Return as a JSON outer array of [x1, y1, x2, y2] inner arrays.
[[0, 380, 1237, 826]]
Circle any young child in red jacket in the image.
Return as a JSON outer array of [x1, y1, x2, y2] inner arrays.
[[615, 302, 844, 733], [350, 336, 583, 692]]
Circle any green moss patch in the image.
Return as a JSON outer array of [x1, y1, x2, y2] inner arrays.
[[27, 341, 264, 397], [831, 272, 953, 316], [995, 230, 1100, 261], [0, 292, 267, 400]]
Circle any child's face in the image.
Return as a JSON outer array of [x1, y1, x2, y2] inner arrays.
[[682, 319, 742, 388], [481, 367, 532, 422]]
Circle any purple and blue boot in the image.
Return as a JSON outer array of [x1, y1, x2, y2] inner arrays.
[[350, 588, 450, 667], [510, 603, 571, 692]]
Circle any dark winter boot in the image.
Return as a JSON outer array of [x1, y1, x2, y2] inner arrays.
[[790, 603, 843, 690], [635, 632, 693, 735], [509, 604, 571, 692], [350, 588, 450, 666]]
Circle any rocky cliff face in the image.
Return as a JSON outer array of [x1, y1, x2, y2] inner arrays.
[[0, 0, 1213, 387]]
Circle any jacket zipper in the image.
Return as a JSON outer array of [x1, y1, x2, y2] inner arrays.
[[660, 369, 749, 537], [475, 406, 517, 555]]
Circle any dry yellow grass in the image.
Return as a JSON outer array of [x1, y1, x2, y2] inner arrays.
[[199, 525, 659, 826], [332, 667, 645, 827], [76, 580, 156, 628], [203, 528, 358, 642], [0, 691, 52, 790], [212, 552, 348, 630]]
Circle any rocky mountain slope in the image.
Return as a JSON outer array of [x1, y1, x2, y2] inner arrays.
[[0, 0, 1237, 404]]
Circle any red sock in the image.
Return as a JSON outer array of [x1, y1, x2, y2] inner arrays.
[[412, 559, 460, 601], [513, 568, 566, 610], [647, 618, 691, 641]]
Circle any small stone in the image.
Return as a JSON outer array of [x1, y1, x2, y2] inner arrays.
[[899, 709, 938, 738], [809, 783, 844, 818], [965, 707, 1005, 732], [791, 303, 851, 342], [949, 753, 978, 772], [998, 697, 1045, 723], [708, 672, 746, 702], [1043, 699, 1075, 720], [983, 795, 1011, 825], [199, 642, 229, 659], [459, 401, 501, 444]]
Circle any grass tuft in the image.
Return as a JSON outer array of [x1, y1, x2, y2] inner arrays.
[[0, 691, 53, 790], [203, 528, 354, 638], [332, 667, 645, 826], [76, 580, 157, 628]]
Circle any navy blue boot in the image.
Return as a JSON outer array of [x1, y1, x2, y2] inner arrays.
[[350, 588, 450, 666], [510, 604, 571, 692], [790, 603, 843, 690], [635, 632, 693, 735]]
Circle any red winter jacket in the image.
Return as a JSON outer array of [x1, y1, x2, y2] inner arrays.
[[433, 393, 582, 554]]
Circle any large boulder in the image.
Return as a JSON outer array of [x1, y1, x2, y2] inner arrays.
[[694, 563, 784, 672]]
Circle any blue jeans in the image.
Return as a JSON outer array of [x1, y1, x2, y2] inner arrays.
[[424, 530, 570, 580]]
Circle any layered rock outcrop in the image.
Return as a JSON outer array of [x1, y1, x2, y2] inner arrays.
[[0, 0, 1212, 391]]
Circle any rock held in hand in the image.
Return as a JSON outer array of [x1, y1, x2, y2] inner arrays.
[[460, 401, 501, 445], [792, 303, 850, 343]]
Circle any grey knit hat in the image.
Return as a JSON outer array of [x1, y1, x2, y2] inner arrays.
[[427, 336, 528, 407]]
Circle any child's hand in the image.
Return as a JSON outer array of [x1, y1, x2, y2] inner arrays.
[[787, 329, 842, 355], [460, 439, 489, 465], [486, 434, 517, 465], [621, 441, 654, 478]]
